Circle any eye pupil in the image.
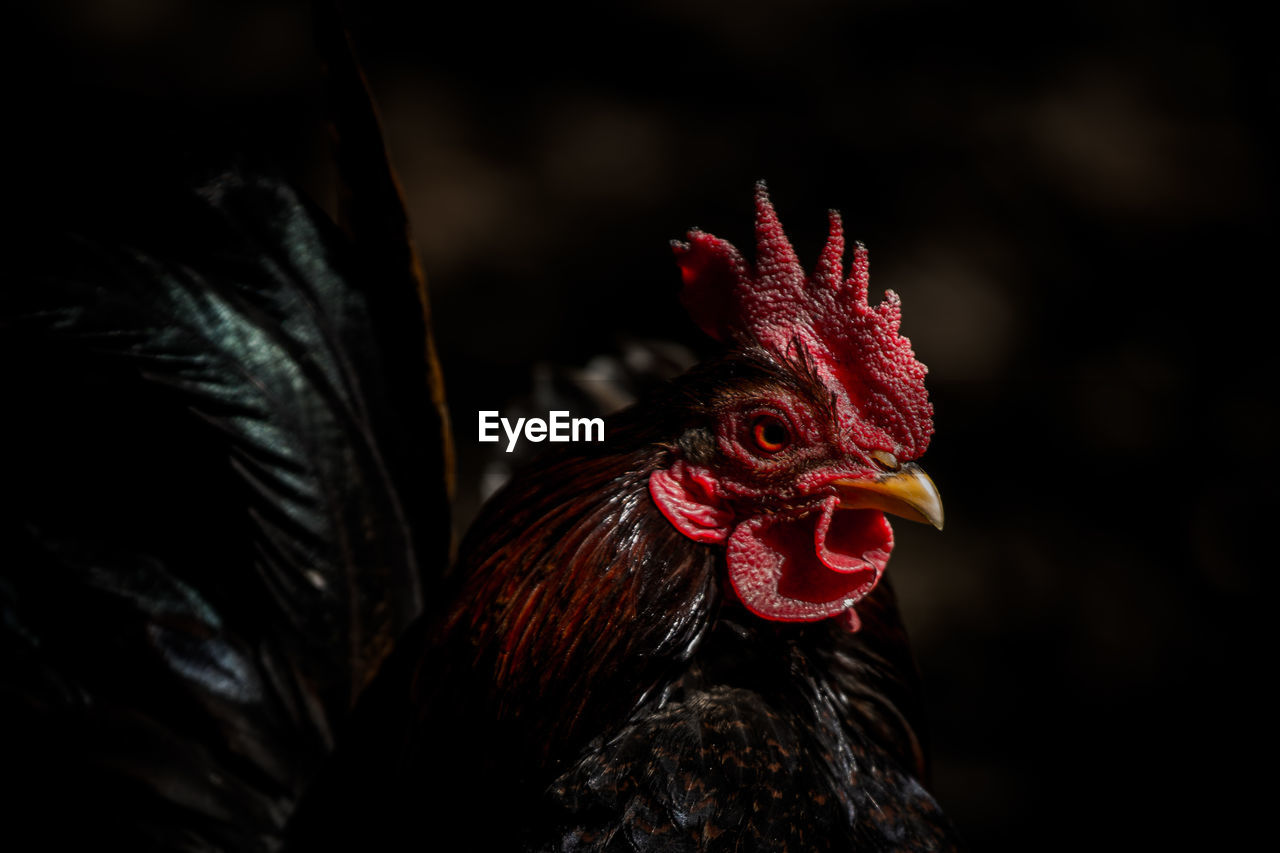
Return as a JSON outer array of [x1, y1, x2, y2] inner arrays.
[[752, 416, 789, 453]]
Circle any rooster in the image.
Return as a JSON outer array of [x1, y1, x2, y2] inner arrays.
[[289, 185, 959, 851], [5, 12, 956, 845]]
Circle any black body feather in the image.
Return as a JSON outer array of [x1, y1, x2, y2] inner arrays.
[[1, 6, 451, 846], [536, 605, 955, 852], [0, 169, 447, 850]]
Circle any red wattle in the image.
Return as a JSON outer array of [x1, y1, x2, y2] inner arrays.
[[814, 496, 893, 575], [725, 497, 893, 623]]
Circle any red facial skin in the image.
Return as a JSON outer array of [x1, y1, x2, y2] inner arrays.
[[649, 385, 895, 626], [651, 184, 933, 629]]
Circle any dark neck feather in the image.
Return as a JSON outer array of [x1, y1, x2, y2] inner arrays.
[[808, 580, 931, 778], [420, 432, 717, 767]]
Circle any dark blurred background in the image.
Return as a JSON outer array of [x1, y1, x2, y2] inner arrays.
[[13, 0, 1275, 848]]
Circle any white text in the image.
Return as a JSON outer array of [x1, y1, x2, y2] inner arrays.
[[478, 410, 605, 452]]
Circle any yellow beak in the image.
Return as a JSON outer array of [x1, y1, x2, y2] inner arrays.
[[831, 463, 944, 531]]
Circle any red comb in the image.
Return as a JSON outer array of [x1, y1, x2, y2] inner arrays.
[[672, 183, 933, 459]]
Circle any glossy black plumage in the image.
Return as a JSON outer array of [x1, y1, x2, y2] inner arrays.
[[538, 606, 954, 852], [1, 5, 454, 845], [1, 168, 449, 849]]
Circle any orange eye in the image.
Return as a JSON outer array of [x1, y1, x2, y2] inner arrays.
[[751, 415, 790, 453]]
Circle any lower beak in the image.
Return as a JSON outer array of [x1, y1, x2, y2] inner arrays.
[[831, 463, 945, 531]]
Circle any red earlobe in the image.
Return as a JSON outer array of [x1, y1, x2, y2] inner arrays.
[[649, 460, 734, 544]]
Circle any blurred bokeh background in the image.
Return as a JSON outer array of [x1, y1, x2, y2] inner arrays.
[[14, 0, 1274, 848]]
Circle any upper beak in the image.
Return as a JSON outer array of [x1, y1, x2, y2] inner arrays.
[[831, 463, 944, 531]]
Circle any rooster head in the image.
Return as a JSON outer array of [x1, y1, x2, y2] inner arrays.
[[649, 183, 942, 629]]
